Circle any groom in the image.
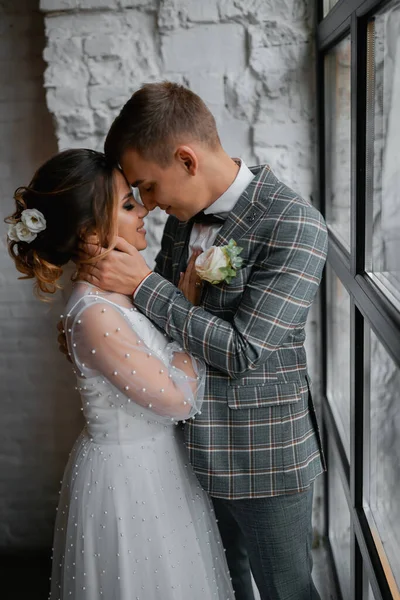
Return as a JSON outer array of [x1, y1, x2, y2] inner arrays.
[[83, 82, 328, 600]]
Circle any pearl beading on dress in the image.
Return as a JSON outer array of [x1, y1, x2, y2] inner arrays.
[[50, 283, 233, 599]]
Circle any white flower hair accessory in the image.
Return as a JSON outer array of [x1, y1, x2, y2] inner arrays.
[[195, 239, 243, 285], [7, 209, 46, 244]]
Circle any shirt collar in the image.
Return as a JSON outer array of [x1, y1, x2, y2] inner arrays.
[[204, 159, 255, 217]]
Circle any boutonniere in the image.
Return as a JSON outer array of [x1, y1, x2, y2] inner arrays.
[[195, 239, 243, 285]]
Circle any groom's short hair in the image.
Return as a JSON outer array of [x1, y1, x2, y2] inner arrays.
[[104, 81, 221, 166]]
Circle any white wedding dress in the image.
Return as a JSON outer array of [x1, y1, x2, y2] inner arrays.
[[49, 282, 234, 600]]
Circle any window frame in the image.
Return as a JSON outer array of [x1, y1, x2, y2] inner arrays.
[[317, 0, 400, 599]]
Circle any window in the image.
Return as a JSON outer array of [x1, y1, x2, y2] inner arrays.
[[366, 578, 377, 599], [318, 1, 400, 598], [328, 444, 352, 599], [326, 265, 351, 457], [323, 0, 340, 18], [365, 328, 400, 594], [366, 2, 400, 308], [324, 36, 352, 250]]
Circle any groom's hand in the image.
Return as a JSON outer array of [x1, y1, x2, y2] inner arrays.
[[78, 237, 152, 296], [178, 251, 203, 305]]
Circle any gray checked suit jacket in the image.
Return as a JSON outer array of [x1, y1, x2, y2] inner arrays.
[[134, 164, 328, 499]]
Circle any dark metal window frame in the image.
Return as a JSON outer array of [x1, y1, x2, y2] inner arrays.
[[316, 0, 400, 599]]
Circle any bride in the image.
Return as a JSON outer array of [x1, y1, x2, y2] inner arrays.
[[6, 149, 234, 600]]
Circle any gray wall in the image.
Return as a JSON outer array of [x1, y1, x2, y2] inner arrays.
[[39, 0, 319, 266], [0, 0, 81, 550]]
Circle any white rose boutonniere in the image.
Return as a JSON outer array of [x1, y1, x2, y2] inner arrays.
[[195, 239, 243, 285]]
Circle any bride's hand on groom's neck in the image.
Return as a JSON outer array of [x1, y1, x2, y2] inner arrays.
[[77, 236, 152, 296]]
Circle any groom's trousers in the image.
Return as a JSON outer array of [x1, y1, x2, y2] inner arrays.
[[212, 484, 321, 600]]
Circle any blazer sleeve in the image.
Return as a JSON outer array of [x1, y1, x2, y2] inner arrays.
[[134, 202, 328, 379]]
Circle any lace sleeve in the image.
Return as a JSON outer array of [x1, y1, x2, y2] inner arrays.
[[65, 298, 205, 421]]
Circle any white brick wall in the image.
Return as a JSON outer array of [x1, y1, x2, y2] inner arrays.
[[39, 0, 319, 267], [0, 0, 82, 549], [0, 0, 324, 549]]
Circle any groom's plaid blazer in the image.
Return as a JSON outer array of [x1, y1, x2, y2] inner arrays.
[[134, 165, 328, 499]]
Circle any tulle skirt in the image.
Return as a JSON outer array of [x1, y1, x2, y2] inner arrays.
[[49, 428, 234, 600]]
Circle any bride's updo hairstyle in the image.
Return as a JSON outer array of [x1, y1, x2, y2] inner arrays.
[[5, 149, 117, 298]]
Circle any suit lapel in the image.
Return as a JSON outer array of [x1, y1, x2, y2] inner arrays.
[[171, 165, 277, 280], [213, 164, 276, 247]]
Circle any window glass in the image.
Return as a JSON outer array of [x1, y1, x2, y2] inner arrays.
[[324, 35, 352, 250], [328, 444, 352, 600], [365, 328, 400, 594], [366, 1, 400, 307], [323, 0, 340, 18], [327, 265, 351, 458]]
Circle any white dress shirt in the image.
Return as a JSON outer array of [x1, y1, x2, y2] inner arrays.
[[189, 159, 255, 255], [134, 159, 254, 296]]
